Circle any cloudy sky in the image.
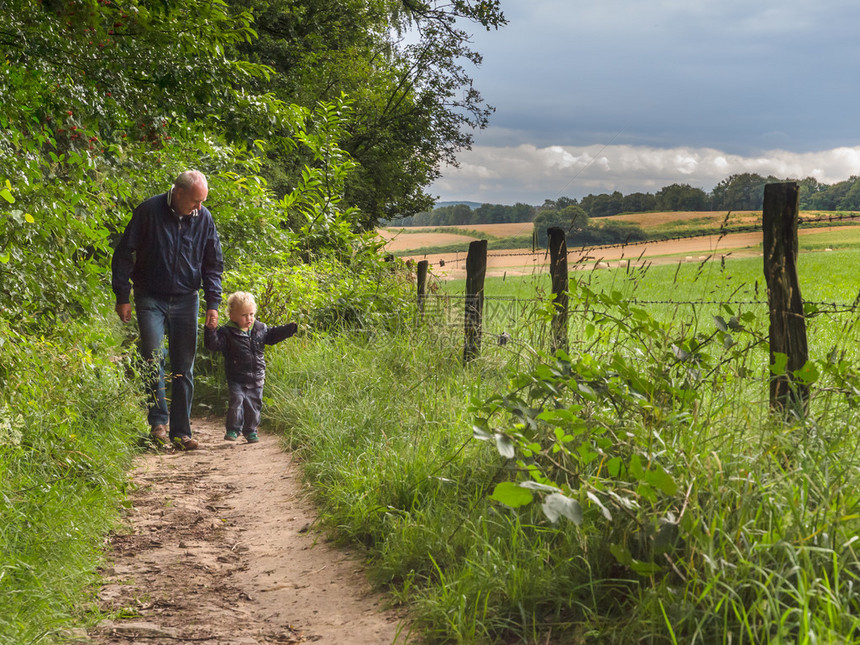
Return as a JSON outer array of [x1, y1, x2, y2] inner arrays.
[[430, 0, 860, 206]]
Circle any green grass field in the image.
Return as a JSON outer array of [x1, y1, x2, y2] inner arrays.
[[438, 243, 860, 305], [267, 255, 860, 641]]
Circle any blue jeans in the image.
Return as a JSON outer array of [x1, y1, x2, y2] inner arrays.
[[136, 291, 199, 439], [226, 381, 263, 435]]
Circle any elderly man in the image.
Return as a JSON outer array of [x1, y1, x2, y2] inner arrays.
[[112, 170, 224, 450]]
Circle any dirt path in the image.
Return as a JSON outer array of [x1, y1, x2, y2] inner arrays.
[[90, 417, 410, 645]]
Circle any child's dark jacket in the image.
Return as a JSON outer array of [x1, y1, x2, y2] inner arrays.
[[204, 320, 297, 387]]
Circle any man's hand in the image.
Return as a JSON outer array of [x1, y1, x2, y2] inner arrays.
[[116, 303, 132, 323], [205, 308, 219, 329]]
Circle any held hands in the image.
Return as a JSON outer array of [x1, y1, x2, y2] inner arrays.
[[205, 308, 219, 329]]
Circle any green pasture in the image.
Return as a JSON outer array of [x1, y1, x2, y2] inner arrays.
[[439, 245, 860, 305]]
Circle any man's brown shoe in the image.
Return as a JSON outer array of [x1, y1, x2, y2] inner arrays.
[[173, 436, 199, 451], [150, 424, 169, 446]]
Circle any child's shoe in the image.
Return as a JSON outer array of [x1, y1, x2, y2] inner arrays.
[[245, 431, 259, 444], [224, 430, 240, 441]]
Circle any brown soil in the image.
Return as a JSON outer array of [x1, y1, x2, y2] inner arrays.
[[380, 231, 478, 252], [607, 210, 760, 225], [403, 226, 853, 280], [404, 230, 765, 280], [89, 417, 411, 645]]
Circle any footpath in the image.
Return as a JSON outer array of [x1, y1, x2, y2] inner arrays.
[[88, 417, 410, 644]]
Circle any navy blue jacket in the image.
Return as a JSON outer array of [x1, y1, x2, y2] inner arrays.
[[204, 320, 298, 387], [111, 191, 223, 309]]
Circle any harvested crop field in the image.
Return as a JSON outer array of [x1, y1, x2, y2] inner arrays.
[[380, 230, 478, 252], [608, 210, 759, 226], [400, 225, 855, 280], [381, 222, 532, 238]]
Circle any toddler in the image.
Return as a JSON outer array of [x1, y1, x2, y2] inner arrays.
[[204, 291, 297, 443]]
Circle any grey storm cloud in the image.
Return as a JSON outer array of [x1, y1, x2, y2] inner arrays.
[[430, 0, 860, 205]]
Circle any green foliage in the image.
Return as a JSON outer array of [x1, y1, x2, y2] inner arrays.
[[263, 249, 860, 643], [226, 0, 506, 224], [655, 183, 710, 211], [395, 202, 535, 227], [221, 252, 415, 334], [466, 279, 860, 641], [1, 3, 391, 639], [532, 204, 588, 245], [0, 317, 144, 644], [711, 172, 777, 210], [580, 190, 624, 218], [472, 281, 763, 525]]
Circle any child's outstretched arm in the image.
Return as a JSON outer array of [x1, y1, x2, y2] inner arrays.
[[264, 322, 298, 345]]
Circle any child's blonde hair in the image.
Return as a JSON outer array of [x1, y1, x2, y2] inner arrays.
[[226, 291, 256, 316]]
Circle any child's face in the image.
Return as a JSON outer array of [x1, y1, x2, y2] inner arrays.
[[229, 304, 256, 331]]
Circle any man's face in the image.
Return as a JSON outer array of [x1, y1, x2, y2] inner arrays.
[[173, 182, 208, 216]]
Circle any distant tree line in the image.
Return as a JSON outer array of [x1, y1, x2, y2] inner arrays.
[[392, 202, 536, 226], [390, 173, 860, 227]]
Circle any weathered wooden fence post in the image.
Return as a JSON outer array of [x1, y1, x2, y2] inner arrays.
[[548, 227, 569, 354], [416, 259, 429, 318], [463, 240, 488, 362], [763, 182, 809, 415]]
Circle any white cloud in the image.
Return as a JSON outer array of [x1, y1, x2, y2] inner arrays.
[[432, 144, 860, 205]]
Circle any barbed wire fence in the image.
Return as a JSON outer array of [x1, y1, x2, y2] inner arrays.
[[407, 185, 860, 413]]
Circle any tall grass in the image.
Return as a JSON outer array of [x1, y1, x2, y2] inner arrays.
[[264, 248, 860, 643], [0, 316, 144, 644]]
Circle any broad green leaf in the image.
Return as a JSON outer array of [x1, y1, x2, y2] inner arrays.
[[534, 364, 555, 380], [629, 453, 644, 479], [630, 560, 663, 576], [644, 464, 678, 495], [637, 482, 658, 503], [586, 491, 612, 520], [0, 188, 13, 204], [577, 383, 596, 399], [519, 480, 560, 492], [606, 456, 623, 478], [490, 482, 533, 508], [472, 425, 491, 441], [803, 302, 820, 316], [631, 307, 649, 321], [672, 344, 689, 361], [794, 361, 820, 385], [610, 543, 633, 565], [713, 315, 728, 332], [494, 433, 516, 459], [542, 493, 582, 525], [23, 213, 34, 224], [538, 408, 577, 424], [577, 443, 598, 465], [770, 352, 789, 376]]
